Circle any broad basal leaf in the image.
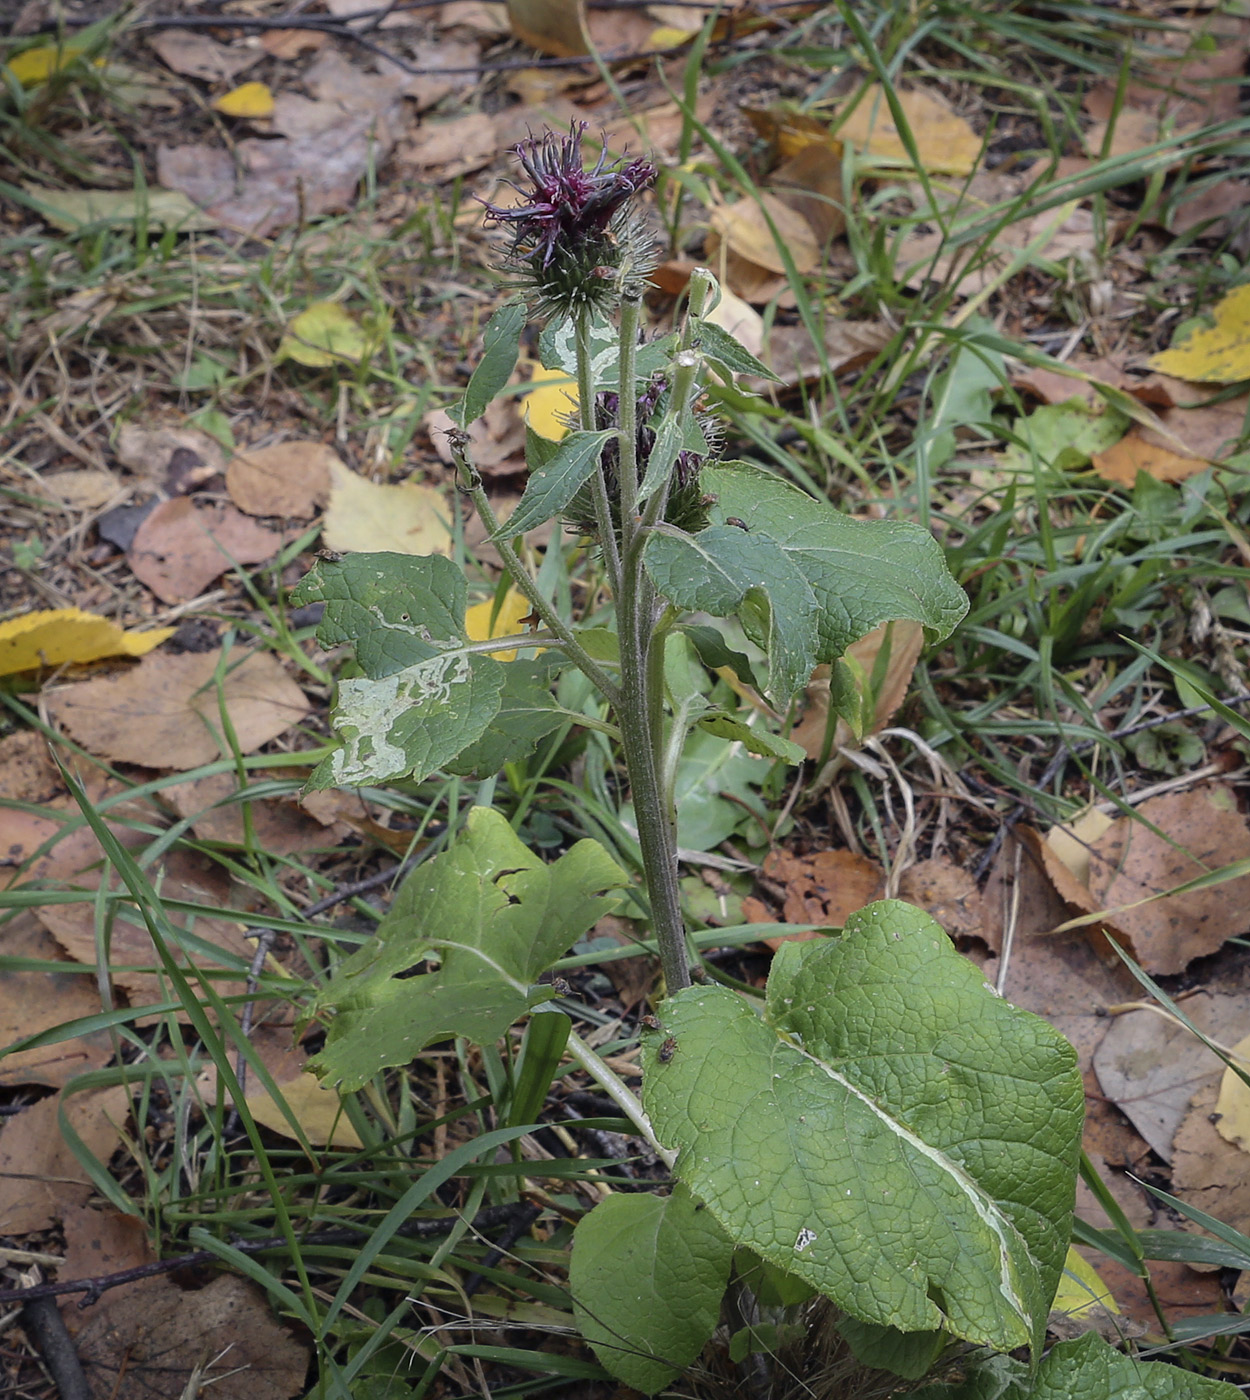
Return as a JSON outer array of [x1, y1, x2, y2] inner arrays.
[[643, 900, 1082, 1355], [643, 525, 819, 700], [702, 461, 968, 661], [308, 651, 504, 789], [911, 1331, 1242, 1399], [494, 429, 614, 541], [293, 552, 466, 678], [311, 806, 626, 1089], [570, 1185, 733, 1395]]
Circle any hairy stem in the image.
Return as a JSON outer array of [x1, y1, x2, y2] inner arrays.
[[618, 539, 691, 993]]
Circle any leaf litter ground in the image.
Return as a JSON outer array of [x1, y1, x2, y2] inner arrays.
[[3, 0, 1250, 1393]]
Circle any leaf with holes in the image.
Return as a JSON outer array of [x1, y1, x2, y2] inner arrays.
[[292, 553, 466, 677], [642, 900, 1082, 1355], [311, 806, 626, 1089]]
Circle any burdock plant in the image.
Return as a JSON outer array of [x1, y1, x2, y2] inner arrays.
[[288, 125, 1140, 1398]]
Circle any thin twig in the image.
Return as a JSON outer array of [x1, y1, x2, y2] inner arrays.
[[0, 1204, 529, 1310], [21, 1293, 92, 1400]]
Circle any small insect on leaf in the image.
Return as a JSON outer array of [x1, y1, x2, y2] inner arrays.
[[641, 1014, 661, 1031], [725, 517, 750, 531], [659, 1036, 677, 1063]]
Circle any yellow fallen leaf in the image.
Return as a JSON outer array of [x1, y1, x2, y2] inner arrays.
[[1052, 1246, 1120, 1318], [1044, 806, 1114, 887], [322, 459, 452, 556], [279, 301, 369, 367], [212, 80, 275, 118], [5, 41, 92, 86], [835, 84, 981, 177], [522, 365, 576, 441], [1214, 1031, 1250, 1155], [0, 609, 174, 677], [465, 588, 535, 661], [195, 1042, 362, 1149], [1149, 284, 1250, 384], [646, 24, 693, 48]]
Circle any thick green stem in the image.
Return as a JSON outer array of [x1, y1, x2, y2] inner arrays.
[[575, 312, 622, 594], [448, 438, 621, 709], [618, 546, 690, 993]]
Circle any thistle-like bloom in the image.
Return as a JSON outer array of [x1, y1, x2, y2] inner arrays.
[[481, 122, 657, 318]]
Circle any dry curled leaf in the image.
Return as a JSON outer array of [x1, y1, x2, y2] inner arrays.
[[708, 193, 820, 276]]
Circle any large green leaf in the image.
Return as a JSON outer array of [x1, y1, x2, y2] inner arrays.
[[538, 315, 677, 389], [643, 524, 819, 700], [702, 461, 969, 661], [570, 1184, 733, 1395], [311, 807, 626, 1089], [446, 655, 566, 777], [642, 900, 1082, 1355], [308, 652, 504, 789], [292, 553, 466, 678], [494, 429, 614, 541], [912, 1332, 1242, 1399]]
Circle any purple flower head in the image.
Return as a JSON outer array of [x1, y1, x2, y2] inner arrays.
[[482, 121, 657, 270]]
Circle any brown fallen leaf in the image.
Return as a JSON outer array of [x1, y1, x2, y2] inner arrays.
[[35, 859, 256, 1016], [225, 440, 338, 518], [160, 771, 351, 854], [898, 205, 1098, 298], [113, 423, 227, 482], [768, 142, 847, 246], [401, 39, 481, 109], [128, 496, 288, 603], [790, 619, 924, 760], [0, 914, 116, 1087], [0, 1086, 130, 1234], [897, 857, 988, 944], [834, 84, 982, 177], [1010, 356, 1137, 410], [65, 1273, 310, 1400], [260, 26, 328, 58], [399, 111, 497, 175], [1173, 1081, 1250, 1243], [425, 400, 525, 476], [708, 193, 820, 276], [323, 459, 453, 555], [60, 1202, 154, 1288], [748, 848, 885, 949], [47, 647, 310, 770], [1090, 432, 1214, 485], [506, 0, 587, 57], [0, 773, 154, 888], [1169, 178, 1250, 238], [159, 54, 404, 238], [1083, 788, 1250, 976], [747, 318, 892, 391], [1093, 991, 1250, 1162], [33, 468, 123, 511], [146, 30, 263, 83]]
